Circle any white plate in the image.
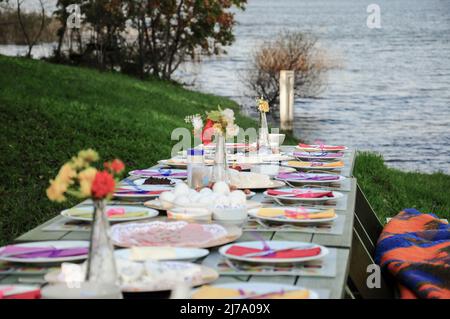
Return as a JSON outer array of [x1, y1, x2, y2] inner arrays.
[[61, 205, 159, 222], [250, 165, 296, 177], [281, 161, 344, 170], [276, 173, 346, 185], [128, 168, 187, 179], [293, 152, 345, 160], [235, 180, 286, 190], [248, 207, 338, 224], [219, 241, 328, 264], [203, 143, 250, 150], [263, 188, 344, 202], [0, 241, 89, 264], [45, 262, 219, 293], [144, 199, 262, 211], [227, 154, 294, 164], [114, 185, 174, 198], [158, 159, 214, 168], [295, 145, 348, 152], [191, 282, 318, 299], [115, 247, 209, 262]]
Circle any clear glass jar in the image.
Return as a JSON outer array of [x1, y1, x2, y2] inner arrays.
[[258, 112, 272, 155], [212, 134, 230, 183], [187, 148, 206, 189]]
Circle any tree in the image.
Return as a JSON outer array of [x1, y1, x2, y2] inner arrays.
[[16, 0, 47, 57], [52, 0, 246, 79], [245, 31, 334, 108]]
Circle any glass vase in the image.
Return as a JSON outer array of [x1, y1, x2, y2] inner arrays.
[[85, 199, 120, 289], [258, 112, 271, 154], [212, 133, 229, 183]]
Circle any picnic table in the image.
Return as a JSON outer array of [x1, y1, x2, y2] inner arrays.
[[0, 146, 360, 299]]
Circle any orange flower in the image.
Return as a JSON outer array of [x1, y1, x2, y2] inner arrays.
[[78, 167, 97, 197], [56, 163, 77, 185], [46, 178, 68, 202], [91, 171, 115, 199], [104, 159, 125, 174]]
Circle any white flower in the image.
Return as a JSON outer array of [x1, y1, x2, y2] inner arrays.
[[192, 116, 203, 131], [222, 108, 235, 125], [226, 124, 239, 137]]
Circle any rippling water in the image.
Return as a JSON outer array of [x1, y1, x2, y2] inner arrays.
[[1, 0, 449, 173], [174, 0, 450, 174]]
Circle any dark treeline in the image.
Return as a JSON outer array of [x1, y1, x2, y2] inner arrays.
[[0, 6, 59, 45], [49, 0, 247, 80]]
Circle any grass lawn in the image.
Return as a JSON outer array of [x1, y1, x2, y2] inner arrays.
[[1, 55, 449, 245], [354, 152, 450, 223]]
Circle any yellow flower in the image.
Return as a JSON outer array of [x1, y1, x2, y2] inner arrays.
[[46, 178, 68, 202], [78, 167, 97, 197], [213, 123, 224, 134], [78, 149, 99, 163], [71, 156, 86, 169], [56, 163, 77, 185], [258, 99, 270, 113]]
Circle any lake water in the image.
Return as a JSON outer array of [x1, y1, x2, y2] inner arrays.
[[2, 0, 449, 173], [175, 0, 450, 174]]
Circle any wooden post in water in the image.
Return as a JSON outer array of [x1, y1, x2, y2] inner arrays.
[[279, 70, 294, 131]]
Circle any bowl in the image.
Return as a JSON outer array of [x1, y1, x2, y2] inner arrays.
[[212, 206, 248, 225]]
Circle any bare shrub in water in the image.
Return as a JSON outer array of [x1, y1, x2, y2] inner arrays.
[[245, 31, 335, 109]]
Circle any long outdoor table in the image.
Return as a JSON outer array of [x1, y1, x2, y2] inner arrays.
[[0, 147, 357, 299]]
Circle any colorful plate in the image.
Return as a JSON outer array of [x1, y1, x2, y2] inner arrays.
[[61, 205, 159, 222], [248, 207, 338, 224], [219, 241, 328, 264]]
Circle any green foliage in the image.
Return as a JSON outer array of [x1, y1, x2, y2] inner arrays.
[[53, 0, 247, 79]]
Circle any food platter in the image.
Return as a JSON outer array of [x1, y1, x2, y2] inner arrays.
[[110, 220, 242, 248]]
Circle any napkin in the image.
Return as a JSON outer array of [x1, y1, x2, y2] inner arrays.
[[266, 189, 334, 198], [298, 143, 346, 150], [276, 173, 340, 181], [192, 285, 243, 299], [0, 286, 41, 299], [192, 285, 310, 299], [257, 208, 336, 219], [0, 246, 88, 259], [286, 161, 344, 168], [225, 245, 321, 259]]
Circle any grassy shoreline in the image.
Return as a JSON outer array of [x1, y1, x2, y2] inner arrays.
[[1, 55, 449, 245]]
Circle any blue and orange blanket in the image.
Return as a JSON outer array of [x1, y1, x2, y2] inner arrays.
[[375, 208, 450, 299]]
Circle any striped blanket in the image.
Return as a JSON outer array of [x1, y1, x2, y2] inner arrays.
[[375, 208, 450, 299]]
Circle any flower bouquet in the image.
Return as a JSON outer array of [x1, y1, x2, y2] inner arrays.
[[46, 149, 125, 287], [185, 106, 240, 183], [257, 97, 271, 154]]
